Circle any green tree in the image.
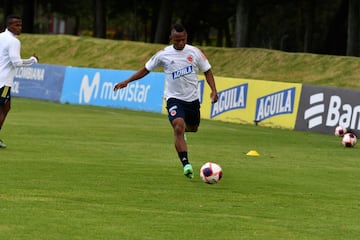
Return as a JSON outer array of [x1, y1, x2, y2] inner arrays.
[[1, 0, 358, 56], [234, 0, 250, 47], [153, 0, 172, 44], [94, 0, 106, 38], [21, 0, 35, 33], [347, 0, 360, 56]]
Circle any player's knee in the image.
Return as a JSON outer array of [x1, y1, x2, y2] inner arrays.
[[173, 122, 185, 135]]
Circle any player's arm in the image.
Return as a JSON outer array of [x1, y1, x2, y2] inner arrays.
[[9, 41, 38, 67], [204, 69, 218, 103], [114, 67, 150, 91], [17, 55, 38, 66]]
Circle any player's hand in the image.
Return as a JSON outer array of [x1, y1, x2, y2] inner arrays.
[[211, 92, 218, 103], [32, 53, 39, 62], [114, 81, 128, 91]]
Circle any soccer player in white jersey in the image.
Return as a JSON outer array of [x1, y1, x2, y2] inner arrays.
[[0, 15, 39, 148], [114, 23, 218, 179]]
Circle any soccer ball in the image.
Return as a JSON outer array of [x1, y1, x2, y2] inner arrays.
[[335, 126, 347, 137], [200, 162, 223, 184], [342, 133, 357, 147]]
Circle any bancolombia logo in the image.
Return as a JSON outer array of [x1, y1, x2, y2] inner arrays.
[[305, 94, 360, 129], [303, 93, 324, 128], [296, 85, 360, 135], [255, 87, 295, 122], [79, 72, 151, 104], [211, 83, 248, 118]]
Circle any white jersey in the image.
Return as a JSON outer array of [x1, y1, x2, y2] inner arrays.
[[0, 29, 38, 88], [145, 44, 211, 102]]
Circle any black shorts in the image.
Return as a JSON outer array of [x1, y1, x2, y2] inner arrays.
[[0, 86, 11, 105], [166, 98, 200, 126]]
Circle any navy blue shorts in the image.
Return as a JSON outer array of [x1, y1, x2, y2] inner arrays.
[[166, 98, 200, 126], [0, 86, 11, 105]]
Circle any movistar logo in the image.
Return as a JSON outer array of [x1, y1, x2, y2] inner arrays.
[[79, 72, 151, 104], [211, 84, 248, 118], [255, 88, 295, 122], [79, 72, 100, 103], [172, 66, 193, 79]]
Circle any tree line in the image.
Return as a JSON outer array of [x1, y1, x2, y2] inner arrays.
[[1, 0, 359, 56]]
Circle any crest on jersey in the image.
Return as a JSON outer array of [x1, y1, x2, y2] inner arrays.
[[187, 55, 193, 62]]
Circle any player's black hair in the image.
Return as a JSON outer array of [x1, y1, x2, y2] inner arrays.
[[6, 15, 22, 26], [172, 23, 186, 33]]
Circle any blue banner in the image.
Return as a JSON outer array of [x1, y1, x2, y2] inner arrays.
[[12, 64, 66, 102], [60, 67, 165, 113], [255, 87, 296, 122]]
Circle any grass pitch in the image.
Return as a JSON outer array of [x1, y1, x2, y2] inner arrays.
[[0, 98, 359, 240]]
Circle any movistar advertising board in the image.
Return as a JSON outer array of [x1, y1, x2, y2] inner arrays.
[[12, 64, 66, 102], [60, 67, 165, 113]]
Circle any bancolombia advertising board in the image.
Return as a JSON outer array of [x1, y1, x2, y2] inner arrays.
[[295, 84, 360, 136]]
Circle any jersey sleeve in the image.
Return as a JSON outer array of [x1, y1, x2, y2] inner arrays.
[[145, 50, 163, 71], [9, 39, 38, 67], [195, 47, 211, 73], [8, 39, 22, 66]]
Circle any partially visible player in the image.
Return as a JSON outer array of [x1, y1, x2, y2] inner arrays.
[[0, 15, 39, 148], [114, 23, 218, 179]]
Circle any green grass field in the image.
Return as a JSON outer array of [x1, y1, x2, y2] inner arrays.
[[0, 98, 359, 239]]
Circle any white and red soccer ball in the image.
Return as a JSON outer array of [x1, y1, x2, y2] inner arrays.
[[342, 133, 357, 147], [335, 126, 347, 137], [200, 162, 223, 184]]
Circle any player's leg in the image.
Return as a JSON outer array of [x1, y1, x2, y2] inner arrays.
[[184, 99, 201, 133], [0, 100, 11, 129], [171, 117, 187, 152], [166, 98, 193, 178], [181, 99, 201, 178], [0, 86, 11, 148]]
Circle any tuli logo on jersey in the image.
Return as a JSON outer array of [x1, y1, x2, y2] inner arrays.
[[211, 84, 248, 118], [255, 88, 295, 122]]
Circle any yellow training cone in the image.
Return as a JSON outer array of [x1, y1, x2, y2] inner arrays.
[[246, 150, 260, 156]]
